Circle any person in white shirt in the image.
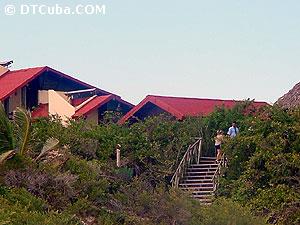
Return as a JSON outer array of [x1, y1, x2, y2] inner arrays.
[[227, 121, 239, 138]]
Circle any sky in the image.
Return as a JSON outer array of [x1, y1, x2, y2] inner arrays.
[[0, 0, 299, 105]]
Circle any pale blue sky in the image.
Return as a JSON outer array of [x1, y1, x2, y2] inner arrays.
[[0, 0, 299, 104]]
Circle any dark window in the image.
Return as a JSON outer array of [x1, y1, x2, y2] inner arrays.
[[4, 98, 9, 115], [26, 79, 39, 110]]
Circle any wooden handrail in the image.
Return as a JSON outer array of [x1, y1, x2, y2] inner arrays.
[[171, 138, 202, 187], [212, 154, 226, 192]]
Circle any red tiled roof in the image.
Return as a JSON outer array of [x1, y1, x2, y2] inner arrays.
[[73, 95, 114, 118], [119, 95, 268, 124], [0, 66, 110, 101], [0, 67, 46, 101]]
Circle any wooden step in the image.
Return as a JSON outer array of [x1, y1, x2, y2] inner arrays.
[[188, 165, 218, 169], [184, 175, 214, 179], [189, 164, 218, 168], [181, 184, 213, 188], [180, 181, 213, 185], [180, 186, 213, 191], [186, 169, 216, 173], [197, 161, 216, 165], [182, 189, 214, 193], [186, 167, 217, 172], [186, 171, 215, 176], [191, 190, 214, 196], [200, 157, 216, 160], [186, 168, 217, 173], [198, 160, 217, 163], [179, 183, 214, 188], [180, 179, 212, 183]]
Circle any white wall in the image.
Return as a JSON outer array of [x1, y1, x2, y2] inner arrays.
[[38, 90, 75, 124], [48, 90, 75, 123]]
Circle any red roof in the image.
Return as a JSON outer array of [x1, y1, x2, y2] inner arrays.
[[119, 95, 268, 124], [73, 95, 113, 118], [31, 104, 49, 118], [0, 66, 110, 101], [73, 94, 134, 118], [71, 97, 90, 107], [0, 67, 45, 101]]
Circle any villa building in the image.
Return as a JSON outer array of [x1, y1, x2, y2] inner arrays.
[[0, 65, 133, 124], [0, 65, 269, 125], [119, 95, 268, 124]]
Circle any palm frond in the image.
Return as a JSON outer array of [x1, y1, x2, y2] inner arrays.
[[14, 107, 32, 155], [0, 150, 16, 164], [35, 138, 59, 161], [0, 103, 14, 153]]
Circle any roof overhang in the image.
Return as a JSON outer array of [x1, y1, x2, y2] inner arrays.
[[73, 94, 134, 118]]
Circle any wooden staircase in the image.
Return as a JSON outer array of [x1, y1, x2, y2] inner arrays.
[[171, 138, 223, 205], [179, 157, 217, 204]]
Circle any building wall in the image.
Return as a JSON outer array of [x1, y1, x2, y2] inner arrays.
[[0, 66, 8, 76], [56, 91, 70, 102], [38, 90, 75, 121], [8, 88, 22, 113], [38, 90, 49, 104], [85, 109, 99, 124]]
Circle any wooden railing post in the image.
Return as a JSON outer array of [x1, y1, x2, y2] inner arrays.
[[212, 153, 225, 192], [196, 138, 202, 164], [116, 144, 121, 167]]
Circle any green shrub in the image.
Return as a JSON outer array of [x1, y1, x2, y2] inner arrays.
[[64, 156, 111, 204], [0, 186, 47, 212], [66, 197, 100, 219], [219, 107, 300, 224], [0, 197, 80, 225], [4, 168, 77, 210], [200, 198, 266, 225]]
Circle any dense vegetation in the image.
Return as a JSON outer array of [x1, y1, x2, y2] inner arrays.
[[0, 102, 298, 224]]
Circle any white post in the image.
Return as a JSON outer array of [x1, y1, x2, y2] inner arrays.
[[116, 144, 121, 167]]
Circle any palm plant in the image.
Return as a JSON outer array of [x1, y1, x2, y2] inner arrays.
[[0, 103, 58, 164], [35, 138, 60, 161], [0, 103, 32, 164], [0, 103, 14, 153]]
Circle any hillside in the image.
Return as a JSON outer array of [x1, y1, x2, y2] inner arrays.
[[276, 82, 300, 108], [0, 102, 299, 225]]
